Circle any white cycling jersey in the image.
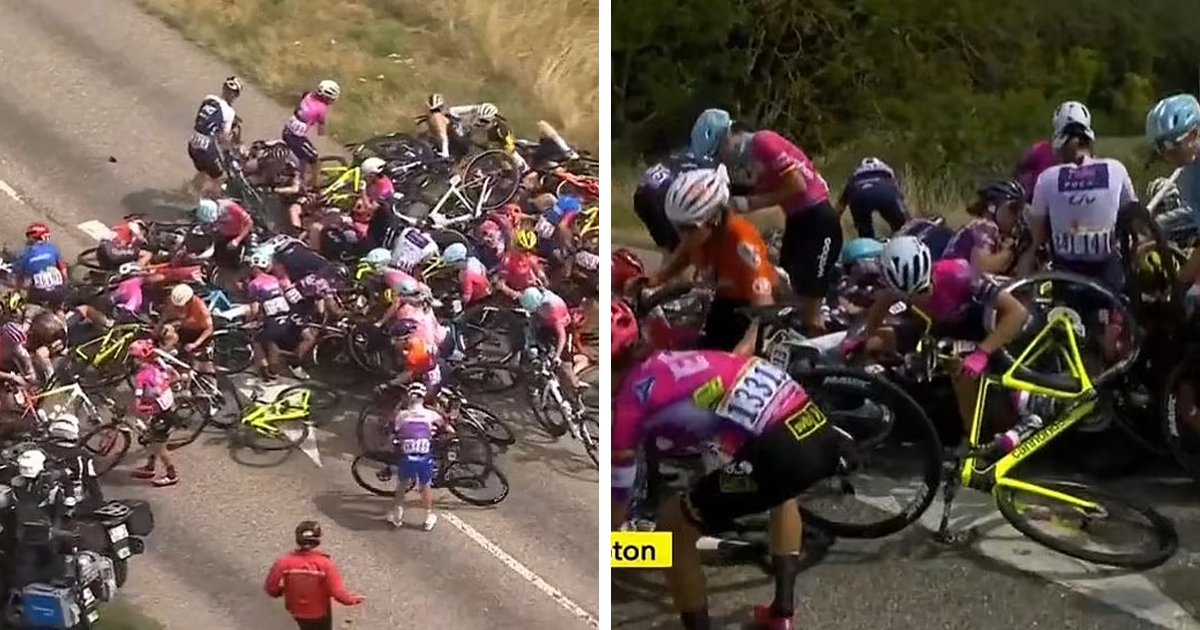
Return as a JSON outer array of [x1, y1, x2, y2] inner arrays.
[[1029, 156, 1136, 263], [448, 104, 498, 127], [391, 228, 439, 272]]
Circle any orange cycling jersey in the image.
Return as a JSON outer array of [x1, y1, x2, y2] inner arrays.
[[690, 215, 776, 301]]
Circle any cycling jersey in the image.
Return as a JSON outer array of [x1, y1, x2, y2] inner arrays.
[[393, 406, 440, 485], [895, 218, 954, 260], [1030, 157, 1136, 263], [390, 228, 438, 273], [292, 273, 333, 318], [215, 199, 253, 239], [497, 251, 542, 292], [459, 257, 491, 304], [942, 218, 1002, 263], [0, 322, 32, 377], [16, 242, 66, 293], [532, 290, 571, 332], [447, 104, 497, 128], [193, 96, 236, 137], [248, 273, 295, 324], [276, 241, 330, 281], [395, 303, 445, 349], [747, 131, 830, 213], [691, 216, 776, 302], [839, 170, 908, 238], [283, 93, 328, 140], [111, 277, 146, 314], [611, 351, 810, 505], [1016, 140, 1058, 202], [912, 258, 1001, 325], [637, 151, 712, 199], [133, 361, 174, 415]]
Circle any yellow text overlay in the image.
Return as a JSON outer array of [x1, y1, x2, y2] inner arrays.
[[611, 532, 673, 568]]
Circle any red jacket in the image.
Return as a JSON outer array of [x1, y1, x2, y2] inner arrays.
[[264, 548, 359, 620]]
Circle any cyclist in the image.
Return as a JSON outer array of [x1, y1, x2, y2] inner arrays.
[[189, 76, 243, 197], [838, 157, 909, 239], [611, 299, 844, 630], [389, 226, 440, 276], [495, 229, 546, 302], [128, 339, 181, 487], [356, 157, 396, 242], [386, 382, 452, 531], [0, 321, 35, 403], [159, 284, 215, 375], [1146, 94, 1200, 280], [646, 165, 776, 355], [836, 237, 886, 315], [244, 140, 307, 234], [892, 215, 955, 260], [1015, 101, 1089, 202], [108, 263, 155, 323], [195, 198, 254, 269], [519, 286, 580, 403], [846, 237, 1029, 433], [533, 194, 583, 262], [270, 237, 342, 321], [441, 243, 491, 305], [283, 80, 341, 188], [98, 215, 153, 269], [690, 108, 839, 335], [26, 312, 67, 385], [943, 179, 1024, 274], [632, 150, 713, 254], [14, 223, 69, 311], [245, 250, 310, 380]]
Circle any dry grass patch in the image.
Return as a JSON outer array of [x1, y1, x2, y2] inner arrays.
[[138, 0, 597, 148]]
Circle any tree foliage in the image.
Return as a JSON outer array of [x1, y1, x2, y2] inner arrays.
[[612, 0, 1200, 177]]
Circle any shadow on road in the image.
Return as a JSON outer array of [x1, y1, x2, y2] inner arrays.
[[120, 186, 195, 222]]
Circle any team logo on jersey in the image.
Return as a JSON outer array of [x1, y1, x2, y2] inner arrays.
[[692, 377, 725, 409], [633, 377, 655, 405]]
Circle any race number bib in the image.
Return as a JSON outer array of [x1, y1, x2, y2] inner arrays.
[[1052, 228, 1114, 258], [402, 437, 431, 455], [31, 268, 63, 290], [283, 286, 303, 304], [262, 296, 290, 317], [189, 133, 212, 149], [716, 360, 791, 434], [640, 164, 671, 189], [764, 328, 804, 369], [534, 216, 555, 239], [284, 116, 308, 137]]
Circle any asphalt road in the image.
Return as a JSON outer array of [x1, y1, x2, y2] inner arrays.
[[0, 2, 599, 628], [615, 242, 1200, 629]]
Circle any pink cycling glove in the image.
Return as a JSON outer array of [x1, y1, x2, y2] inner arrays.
[[960, 349, 990, 378]]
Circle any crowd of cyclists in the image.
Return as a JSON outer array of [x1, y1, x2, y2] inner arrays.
[[612, 93, 1200, 630]]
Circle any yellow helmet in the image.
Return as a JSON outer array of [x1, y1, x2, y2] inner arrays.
[[514, 229, 538, 251], [1137, 244, 1182, 277]]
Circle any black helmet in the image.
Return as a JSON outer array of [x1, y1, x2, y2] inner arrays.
[[977, 179, 1025, 206], [295, 520, 322, 548]]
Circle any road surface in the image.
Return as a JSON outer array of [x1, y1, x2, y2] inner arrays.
[[615, 241, 1200, 629], [0, 2, 599, 628]]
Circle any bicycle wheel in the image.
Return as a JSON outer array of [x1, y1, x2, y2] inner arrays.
[[792, 366, 943, 539], [81, 425, 131, 476], [995, 478, 1178, 569], [278, 384, 341, 416], [355, 403, 394, 454], [527, 381, 570, 437], [460, 404, 516, 447], [350, 452, 399, 497], [460, 150, 520, 210], [196, 373, 242, 430], [445, 461, 510, 506], [578, 409, 599, 466], [455, 362, 520, 395], [1161, 357, 1200, 482], [311, 334, 361, 386], [166, 404, 212, 451], [211, 328, 253, 374]]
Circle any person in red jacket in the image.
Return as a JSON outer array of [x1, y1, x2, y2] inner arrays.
[[264, 521, 365, 630]]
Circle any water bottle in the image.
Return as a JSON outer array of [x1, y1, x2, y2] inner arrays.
[[992, 414, 1044, 454]]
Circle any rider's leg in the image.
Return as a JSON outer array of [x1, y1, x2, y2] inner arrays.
[[295, 327, 319, 366], [765, 499, 803, 619], [656, 494, 708, 630]]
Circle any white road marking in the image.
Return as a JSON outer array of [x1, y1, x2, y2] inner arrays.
[[0, 179, 21, 203], [440, 511, 599, 628], [77, 219, 115, 241], [852, 486, 1199, 629]]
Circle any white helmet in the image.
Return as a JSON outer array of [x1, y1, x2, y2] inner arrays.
[[316, 79, 341, 101], [362, 157, 386, 176], [854, 157, 894, 177], [170, 283, 195, 307], [477, 103, 499, 123], [16, 449, 46, 479], [880, 236, 933, 294], [665, 165, 731, 227], [48, 413, 80, 441], [407, 382, 427, 400], [117, 262, 142, 278], [1147, 176, 1183, 213], [223, 76, 243, 95], [1052, 101, 1093, 135]]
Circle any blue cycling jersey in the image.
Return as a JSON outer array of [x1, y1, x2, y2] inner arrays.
[[16, 241, 64, 288]]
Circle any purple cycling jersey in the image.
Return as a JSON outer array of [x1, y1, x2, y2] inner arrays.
[[942, 218, 1001, 263], [914, 258, 1001, 324]]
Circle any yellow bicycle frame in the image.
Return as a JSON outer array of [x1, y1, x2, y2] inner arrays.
[[578, 206, 599, 237], [73, 324, 142, 367], [318, 165, 363, 207], [242, 388, 313, 438]]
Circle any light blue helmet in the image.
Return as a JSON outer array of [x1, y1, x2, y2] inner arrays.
[[364, 248, 391, 267], [842, 238, 884, 265], [519, 287, 544, 312], [689, 109, 733, 159], [1145, 94, 1200, 152], [195, 199, 219, 224], [442, 242, 468, 264]]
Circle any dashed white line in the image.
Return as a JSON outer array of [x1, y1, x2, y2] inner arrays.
[[440, 511, 599, 628], [0, 179, 22, 203]]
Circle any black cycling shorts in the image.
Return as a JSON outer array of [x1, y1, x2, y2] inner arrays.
[[698, 296, 751, 353], [632, 186, 679, 251], [283, 132, 319, 166], [177, 327, 214, 362], [780, 200, 842, 297], [188, 142, 223, 179], [846, 188, 908, 240], [97, 241, 138, 269], [683, 403, 844, 534], [260, 317, 302, 351]]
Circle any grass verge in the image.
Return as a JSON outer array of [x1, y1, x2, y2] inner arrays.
[[136, 0, 598, 149], [94, 601, 164, 630]]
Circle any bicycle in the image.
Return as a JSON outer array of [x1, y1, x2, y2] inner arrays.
[[67, 322, 154, 388], [798, 271, 1178, 569], [221, 383, 331, 452], [351, 432, 510, 506]]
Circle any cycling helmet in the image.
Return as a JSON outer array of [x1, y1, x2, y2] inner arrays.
[[427, 93, 444, 111], [853, 157, 894, 177], [519, 287, 544, 312], [17, 449, 46, 479], [665, 164, 731, 227], [612, 299, 639, 356], [841, 238, 884, 265], [396, 278, 422, 300], [556, 195, 582, 214], [169, 283, 194, 307], [362, 157, 386, 177], [977, 179, 1026, 206], [364, 248, 392, 267], [407, 382, 428, 400], [1146, 94, 1200, 153], [116, 262, 142, 278], [295, 520, 322, 549], [48, 413, 80, 441], [195, 199, 220, 224], [223, 76, 243, 95], [128, 339, 155, 360], [514, 229, 538, 252], [477, 103, 499, 123], [880, 236, 933, 294], [442, 242, 468, 264], [1053, 101, 1092, 134], [690, 108, 733, 159], [25, 223, 50, 241], [1147, 176, 1183, 212], [247, 251, 272, 270], [316, 80, 341, 101]]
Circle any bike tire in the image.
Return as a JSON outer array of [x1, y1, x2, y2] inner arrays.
[[355, 403, 393, 454], [279, 383, 340, 415], [350, 452, 398, 497], [199, 372, 242, 430], [166, 405, 212, 451], [461, 404, 516, 447], [76, 247, 105, 271], [995, 478, 1178, 569], [81, 425, 131, 476], [792, 366, 943, 539], [211, 328, 254, 374], [446, 462, 510, 506], [578, 409, 599, 466], [527, 383, 570, 438], [461, 149, 520, 210], [1161, 356, 1200, 483], [455, 362, 520, 395]]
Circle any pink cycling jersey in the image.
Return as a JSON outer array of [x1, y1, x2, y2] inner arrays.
[[1016, 140, 1058, 202], [396, 302, 446, 348], [283, 92, 328, 138], [111, 276, 145, 313], [748, 131, 830, 214], [215, 200, 253, 238], [611, 351, 809, 504], [498, 251, 539, 291], [133, 361, 175, 415], [366, 177, 395, 204], [913, 258, 1000, 324], [460, 258, 491, 303], [533, 291, 570, 331]]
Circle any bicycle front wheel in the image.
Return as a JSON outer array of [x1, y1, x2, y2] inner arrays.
[[995, 478, 1178, 569], [460, 404, 516, 447], [445, 462, 510, 506], [81, 425, 131, 476], [351, 452, 399, 497]]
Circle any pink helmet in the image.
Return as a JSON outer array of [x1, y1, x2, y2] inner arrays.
[[128, 339, 156, 360], [611, 298, 639, 356]]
